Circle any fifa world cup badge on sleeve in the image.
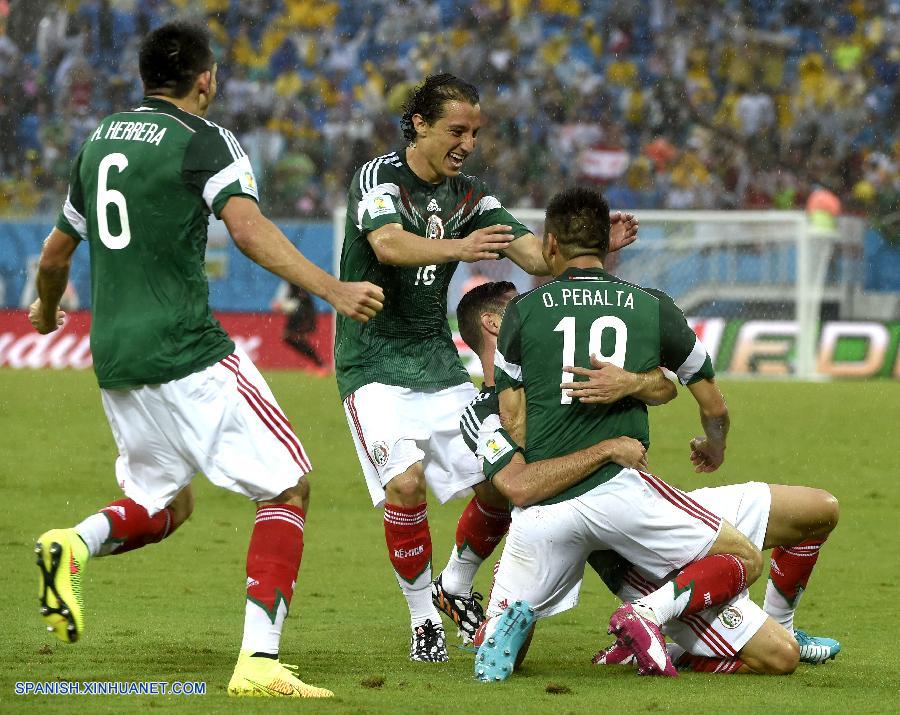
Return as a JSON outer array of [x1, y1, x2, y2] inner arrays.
[[480, 431, 513, 464], [367, 194, 396, 219]]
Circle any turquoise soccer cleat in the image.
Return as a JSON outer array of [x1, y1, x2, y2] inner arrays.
[[474, 600, 536, 682], [794, 629, 841, 664]]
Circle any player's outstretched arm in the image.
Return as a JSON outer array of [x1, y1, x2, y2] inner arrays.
[[222, 197, 384, 323], [685, 377, 729, 473], [561, 357, 677, 406], [493, 436, 648, 509], [28, 228, 79, 334], [503, 211, 638, 277], [367, 223, 513, 266]]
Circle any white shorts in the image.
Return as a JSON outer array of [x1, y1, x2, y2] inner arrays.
[[101, 347, 310, 515], [488, 468, 723, 620], [343, 382, 482, 508], [617, 482, 772, 658]]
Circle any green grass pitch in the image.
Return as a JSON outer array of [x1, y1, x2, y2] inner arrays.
[[1, 369, 898, 713]]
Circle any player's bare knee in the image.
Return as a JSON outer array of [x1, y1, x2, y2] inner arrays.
[[385, 469, 426, 507], [716, 523, 763, 584], [763, 637, 800, 675], [814, 489, 840, 537], [473, 480, 509, 511], [266, 478, 310, 511], [741, 545, 763, 585]]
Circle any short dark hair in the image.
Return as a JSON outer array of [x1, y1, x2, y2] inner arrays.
[[400, 73, 480, 143], [544, 187, 611, 259], [456, 281, 517, 353], [139, 22, 214, 98]]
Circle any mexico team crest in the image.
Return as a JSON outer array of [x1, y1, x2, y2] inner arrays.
[[718, 605, 743, 629], [426, 214, 444, 240], [371, 441, 390, 468]]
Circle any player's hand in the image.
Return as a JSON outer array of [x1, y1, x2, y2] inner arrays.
[[562, 355, 636, 404], [458, 225, 514, 262], [689, 436, 725, 473], [329, 281, 384, 324], [609, 211, 638, 254], [28, 299, 66, 334], [602, 436, 648, 471]]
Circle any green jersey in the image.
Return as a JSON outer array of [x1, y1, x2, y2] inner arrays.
[[334, 149, 531, 399], [494, 266, 714, 505], [55, 97, 259, 389], [459, 385, 499, 454]]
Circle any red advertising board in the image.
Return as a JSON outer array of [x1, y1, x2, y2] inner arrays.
[[0, 310, 334, 372]]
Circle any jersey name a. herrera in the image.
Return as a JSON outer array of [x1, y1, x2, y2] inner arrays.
[[494, 266, 714, 505], [335, 149, 531, 399], [56, 97, 259, 389]]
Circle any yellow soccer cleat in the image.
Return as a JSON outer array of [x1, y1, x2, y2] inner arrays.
[[35, 528, 88, 643], [227, 650, 334, 698]]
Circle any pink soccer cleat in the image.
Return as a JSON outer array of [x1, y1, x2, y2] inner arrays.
[[607, 603, 677, 677], [592, 639, 636, 666]]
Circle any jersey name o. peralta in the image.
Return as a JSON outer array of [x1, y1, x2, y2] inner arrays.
[[55, 97, 259, 389], [335, 149, 532, 400], [494, 266, 714, 505]]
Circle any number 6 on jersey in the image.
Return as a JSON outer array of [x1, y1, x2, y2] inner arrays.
[[97, 152, 132, 249]]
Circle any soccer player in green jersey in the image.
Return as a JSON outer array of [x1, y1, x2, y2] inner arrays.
[[27, 22, 383, 698], [470, 186, 769, 679], [455, 281, 840, 676], [335, 74, 638, 660]]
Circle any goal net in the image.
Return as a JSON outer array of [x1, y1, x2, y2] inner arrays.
[[332, 208, 867, 380]]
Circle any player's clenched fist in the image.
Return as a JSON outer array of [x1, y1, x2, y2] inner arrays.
[[689, 436, 725, 473], [457, 224, 514, 262], [330, 281, 384, 323], [28, 299, 66, 335]]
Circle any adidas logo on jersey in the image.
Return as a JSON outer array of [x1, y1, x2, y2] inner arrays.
[[427, 198, 440, 213]]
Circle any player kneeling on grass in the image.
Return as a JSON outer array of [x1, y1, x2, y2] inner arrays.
[[453, 193, 839, 680], [28, 22, 383, 699]]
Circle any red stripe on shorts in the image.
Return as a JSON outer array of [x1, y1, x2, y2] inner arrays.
[[638, 472, 721, 531], [346, 392, 377, 469], [680, 613, 737, 657], [220, 354, 311, 473], [225, 354, 311, 471]]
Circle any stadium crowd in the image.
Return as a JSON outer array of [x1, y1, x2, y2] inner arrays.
[[0, 0, 897, 238]]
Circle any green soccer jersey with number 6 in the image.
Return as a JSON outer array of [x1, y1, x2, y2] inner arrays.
[[335, 149, 532, 400], [55, 97, 259, 389], [494, 266, 714, 505]]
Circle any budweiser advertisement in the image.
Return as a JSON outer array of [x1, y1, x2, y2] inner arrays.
[[0, 310, 334, 372]]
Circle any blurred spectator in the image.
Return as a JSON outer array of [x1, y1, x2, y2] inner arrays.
[[0, 0, 896, 236]]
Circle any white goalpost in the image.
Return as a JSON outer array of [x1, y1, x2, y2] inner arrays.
[[332, 208, 866, 380]]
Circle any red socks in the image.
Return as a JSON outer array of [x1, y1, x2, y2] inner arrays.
[[672, 553, 747, 618], [245, 505, 305, 619], [101, 498, 176, 554], [384, 503, 432, 583], [768, 540, 824, 605], [455, 497, 510, 560]]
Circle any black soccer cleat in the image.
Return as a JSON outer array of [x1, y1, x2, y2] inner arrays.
[[432, 574, 486, 643], [409, 619, 449, 662]]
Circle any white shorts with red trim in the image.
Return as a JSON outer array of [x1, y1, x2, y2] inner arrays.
[[343, 382, 482, 508], [617, 482, 772, 658], [487, 468, 723, 620], [101, 347, 310, 515]]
